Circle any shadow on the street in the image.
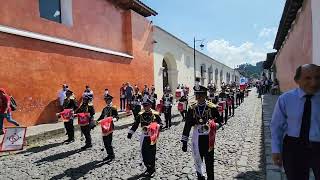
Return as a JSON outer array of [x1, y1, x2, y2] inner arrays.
[[35, 148, 81, 164], [235, 170, 264, 179], [16, 142, 64, 156], [49, 160, 110, 180], [126, 173, 151, 180]]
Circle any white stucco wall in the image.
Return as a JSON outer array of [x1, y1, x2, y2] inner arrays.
[[153, 26, 238, 100], [312, 0, 320, 65]]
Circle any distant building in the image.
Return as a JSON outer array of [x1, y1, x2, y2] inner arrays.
[[153, 26, 240, 99], [265, 0, 320, 92]]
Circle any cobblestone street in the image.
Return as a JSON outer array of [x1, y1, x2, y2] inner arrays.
[[0, 91, 265, 180]]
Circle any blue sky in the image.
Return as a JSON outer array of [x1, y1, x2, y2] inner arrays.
[[143, 0, 285, 68]]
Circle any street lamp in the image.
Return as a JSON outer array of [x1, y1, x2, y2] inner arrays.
[[194, 37, 205, 81]]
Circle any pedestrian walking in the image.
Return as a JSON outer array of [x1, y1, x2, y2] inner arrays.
[[75, 94, 95, 150], [97, 93, 119, 161], [0, 88, 20, 135], [120, 84, 126, 112], [58, 90, 78, 143], [181, 84, 222, 180], [132, 87, 142, 118], [125, 82, 134, 110], [149, 86, 157, 110], [270, 64, 320, 180], [127, 97, 162, 177], [162, 87, 173, 128], [58, 84, 68, 110]]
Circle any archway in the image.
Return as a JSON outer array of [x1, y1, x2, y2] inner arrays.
[[162, 60, 169, 91], [162, 53, 178, 94]]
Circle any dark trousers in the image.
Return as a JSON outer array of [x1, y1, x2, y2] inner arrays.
[[240, 94, 244, 103], [152, 102, 156, 111], [132, 105, 141, 119], [80, 125, 92, 146], [282, 136, 320, 180], [64, 120, 74, 140], [231, 100, 235, 116], [164, 106, 172, 127], [142, 136, 156, 172], [126, 97, 132, 110], [197, 135, 214, 180], [120, 98, 126, 110], [224, 107, 228, 123], [236, 95, 241, 106], [103, 133, 114, 156], [180, 110, 187, 120]]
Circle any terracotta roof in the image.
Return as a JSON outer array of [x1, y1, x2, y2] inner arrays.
[[111, 0, 158, 17], [274, 0, 303, 50]]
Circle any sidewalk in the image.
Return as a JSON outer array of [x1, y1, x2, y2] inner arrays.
[[1, 106, 182, 146], [262, 94, 315, 180]]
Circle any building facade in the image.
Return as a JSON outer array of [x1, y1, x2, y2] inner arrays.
[[269, 0, 319, 92], [0, 0, 157, 126], [153, 26, 240, 99]]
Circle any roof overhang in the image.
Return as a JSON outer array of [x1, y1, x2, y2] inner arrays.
[[263, 52, 277, 69], [111, 0, 158, 17], [274, 0, 303, 50]]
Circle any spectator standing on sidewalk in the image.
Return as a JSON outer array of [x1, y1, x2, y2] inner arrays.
[[83, 85, 94, 104], [120, 84, 126, 112], [0, 88, 20, 135], [270, 64, 320, 180], [58, 84, 68, 110], [125, 82, 133, 110]]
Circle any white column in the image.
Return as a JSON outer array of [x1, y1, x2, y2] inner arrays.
[[312, 0, 320, 65]]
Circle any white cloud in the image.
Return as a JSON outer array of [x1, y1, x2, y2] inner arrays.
[[264, 41, 274, 50], [258, 27, 277, 38], [206, 39, 270, 68]]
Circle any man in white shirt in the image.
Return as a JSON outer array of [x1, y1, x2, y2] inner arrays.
[[58, 84, 68, 108]]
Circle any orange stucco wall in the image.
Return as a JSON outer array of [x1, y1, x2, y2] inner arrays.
[[0, 2, 154, 126], [0, 0, 129, 53], [275, 0, 313, 92]]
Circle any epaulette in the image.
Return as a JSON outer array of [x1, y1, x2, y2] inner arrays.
[[207, 101, 217, 108], [151, 109, 160, 116], [189, 102, 197, 109], [138, 110, 145, 115]]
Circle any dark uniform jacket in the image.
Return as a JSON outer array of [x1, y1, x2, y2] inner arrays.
[[162, 93, 173, 107], [76, 103, 95, 121], [182, 101, 222, 141], [97, 105, 119, 129], [130, 110, 162, 133], [132, 93, 143, 106], [218, 92, 228, 101], [63, 98, 78, 111]]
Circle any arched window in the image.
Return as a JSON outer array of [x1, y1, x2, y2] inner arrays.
[[220, 70, 223, 83]]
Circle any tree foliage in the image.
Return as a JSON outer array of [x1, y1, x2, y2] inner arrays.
[[236, 61, 264, 79]]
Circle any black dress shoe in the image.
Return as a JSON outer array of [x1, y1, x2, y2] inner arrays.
[[0, 130, 4, 135], [65, 139, 75, 144], [142, 169, 155, 177], [81, 144, 92, 150]]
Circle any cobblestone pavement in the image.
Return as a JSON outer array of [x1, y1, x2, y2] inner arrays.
[[0, 90, 265, 180]]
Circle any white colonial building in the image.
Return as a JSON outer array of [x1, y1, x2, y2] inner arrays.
[[153, 26, 240, 99]]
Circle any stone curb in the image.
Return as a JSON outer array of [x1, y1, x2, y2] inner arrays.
[[262, 95, 285, 180]]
